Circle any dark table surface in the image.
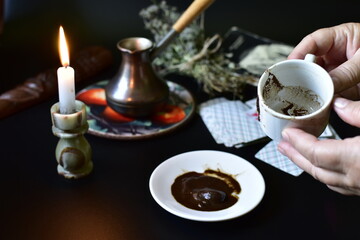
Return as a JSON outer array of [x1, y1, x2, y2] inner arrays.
[[1, 1, 360, 239]]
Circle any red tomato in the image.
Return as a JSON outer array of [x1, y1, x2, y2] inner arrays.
[[76, 88, 107, 106], [152, 105, 186, 124], [102, 106, 135, 122]]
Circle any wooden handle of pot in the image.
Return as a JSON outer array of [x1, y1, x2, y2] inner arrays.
[[172, 0, 215, 33]]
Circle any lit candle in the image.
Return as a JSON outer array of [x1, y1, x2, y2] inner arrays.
[[57, 26, 76, 114]]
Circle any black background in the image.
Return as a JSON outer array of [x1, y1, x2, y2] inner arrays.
[[1, 1, 360, 239]]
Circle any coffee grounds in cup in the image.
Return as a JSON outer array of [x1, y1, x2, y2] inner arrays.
[[262, 73, 322, 116]]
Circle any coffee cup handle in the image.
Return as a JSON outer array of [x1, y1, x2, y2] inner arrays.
[[304, 54, 316, 62]]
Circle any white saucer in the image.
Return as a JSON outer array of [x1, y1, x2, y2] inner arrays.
[[149, 150, 265, 222]]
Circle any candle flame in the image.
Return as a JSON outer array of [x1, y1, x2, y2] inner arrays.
[[59, 26, 70, 67]]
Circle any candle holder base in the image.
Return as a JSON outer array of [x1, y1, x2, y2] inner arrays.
[[57, 161, 93, 179], [51, 100, 93, 179]]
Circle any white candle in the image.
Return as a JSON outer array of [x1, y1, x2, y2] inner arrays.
[[57, 26, 76, 114]]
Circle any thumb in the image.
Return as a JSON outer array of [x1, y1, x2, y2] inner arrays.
[[333, 97, 360, 127], [330, 50, 360, 93]]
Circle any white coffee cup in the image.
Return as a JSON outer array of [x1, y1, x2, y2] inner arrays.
[[257, 54, 334, 141]]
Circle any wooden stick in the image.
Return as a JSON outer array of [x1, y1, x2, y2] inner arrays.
[[172, 0, 215, 33], [0, 46, 113, 120]]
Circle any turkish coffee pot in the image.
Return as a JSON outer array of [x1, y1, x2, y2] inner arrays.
[[106, 0, 214, 117]]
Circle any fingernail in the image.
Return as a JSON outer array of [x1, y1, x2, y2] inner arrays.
[[281, 129, 289, 141], [334, 98, 348, 109]]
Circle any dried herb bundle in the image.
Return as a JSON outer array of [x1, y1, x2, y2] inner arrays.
[[139, 1, 251, 99]]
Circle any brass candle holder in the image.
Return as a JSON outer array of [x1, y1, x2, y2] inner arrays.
[[50, 100, 93, 179]]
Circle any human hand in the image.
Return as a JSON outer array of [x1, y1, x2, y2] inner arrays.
[[277, 97, 360, 196], [288, 22, 360, 100]]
